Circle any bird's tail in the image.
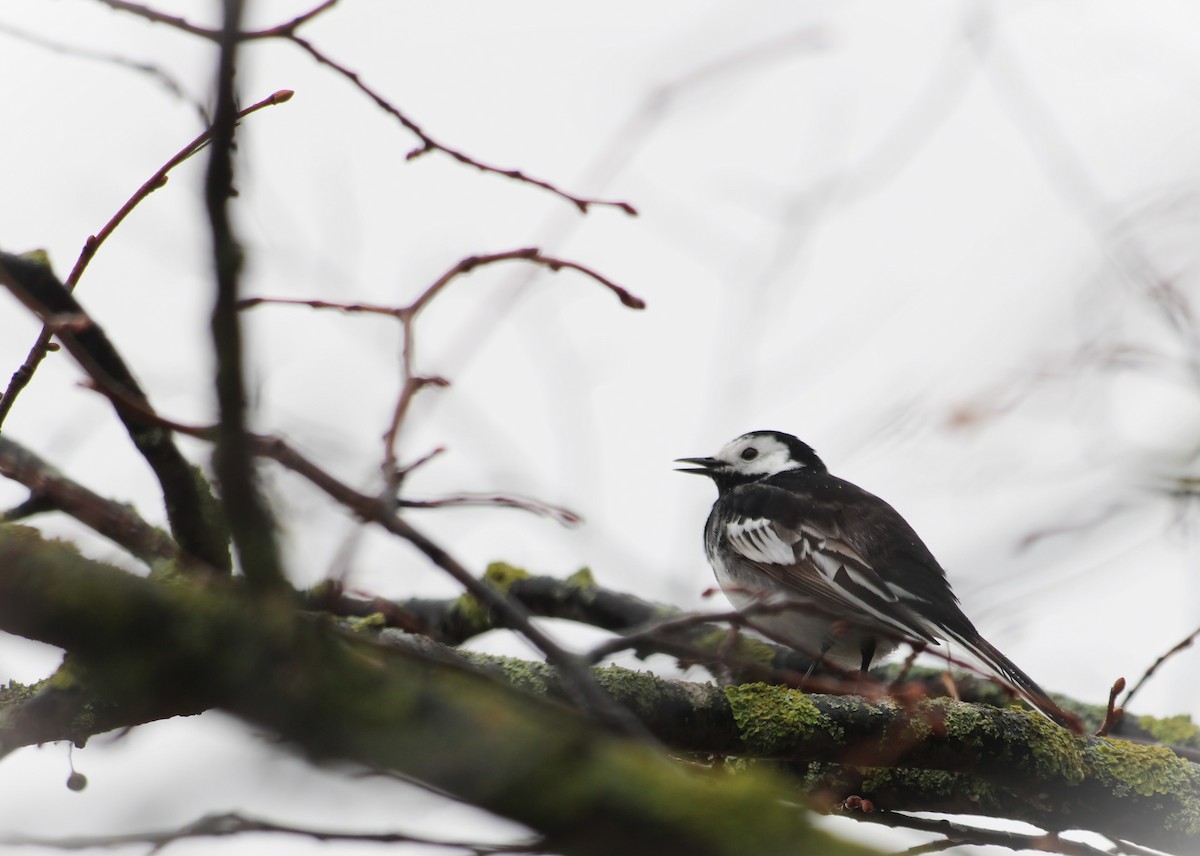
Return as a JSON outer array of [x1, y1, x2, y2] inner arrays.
[[945, 630, 1081, 731]]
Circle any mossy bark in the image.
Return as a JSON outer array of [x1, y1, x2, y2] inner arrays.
[[0, 526, 868, 856]]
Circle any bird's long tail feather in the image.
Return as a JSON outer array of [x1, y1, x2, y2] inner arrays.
[[945, 630, 1080, 731]]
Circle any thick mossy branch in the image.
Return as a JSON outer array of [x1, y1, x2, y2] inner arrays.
[[318, 568, 1132, 734], [382, 639, 1200, 852], [5, 542, 1199, 853], [0, 526, 869, 856]]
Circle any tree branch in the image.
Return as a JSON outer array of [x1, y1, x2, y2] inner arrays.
[[204, 0, 286, 592], [856, 811, 1114, 856], [3, 533, 1196, 854], [2, 810, 541, 854], [238, 245, 645, 481], [0, 526, 869, 856], [0, 253, 230, 573], [0, 90, 291, 430], [0, 435, 180, 567], [93, 0, 638, 215]]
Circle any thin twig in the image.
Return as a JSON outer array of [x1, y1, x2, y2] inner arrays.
[[405, 247, 645, 316], [0, 20, 208, 122], [583, 599, 856, 670], [235, 295, 403, 317], [1115, 836, 1181, 856], [238, 246, 644, 488], [0, 89, 292, 430], [95, 0, 637, 215], [67, 90, 293, 290], [93, 0, 219, 38], [0, 810, 541, 854], [382, 247, 642, 476], [396, 493, 581, 527], [291, 35, 636, 216], [1097, 677, 1126, 738], [858, 810, 1115, 856], [1123, 625, 1200, 709], [889, 644, 925, 692]]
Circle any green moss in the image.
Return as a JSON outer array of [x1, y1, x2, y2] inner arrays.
[[566, 566, 596, 588], [1140, 714, 1200, 749], [461, 651, 555, 695], [46, 663, 82, 691], [347, 612, 387, 633], [147, 555, 196, 585], [938, 699, 1089, 785], [452, 591, 492, 637], [450, 563, 532, 637], [18, 248, 52, 267], [724, 683, 830, 755], [1091, 738, 1200, 799], [888, 699, 940, 745], [942, 699, 995, 746], [0, 680, 36, 703], [538, 737, 871, 856], [1088, 739, 1200, 834], [593, 665, 668, 718], [483, 562, 531, 590], [858, 766, 1001, 807], [1020, 707, 1087, 784]]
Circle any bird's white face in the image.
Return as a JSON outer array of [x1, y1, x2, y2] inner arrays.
[[712, 433, 807, 477]]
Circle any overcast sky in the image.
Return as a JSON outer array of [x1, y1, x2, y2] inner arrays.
[[3, 2, 1200, 853]]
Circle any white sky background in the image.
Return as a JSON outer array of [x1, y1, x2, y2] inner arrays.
[[3, 1, 1200, 853]]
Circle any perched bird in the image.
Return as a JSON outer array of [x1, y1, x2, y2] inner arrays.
[[677, 429, 1074, 727]]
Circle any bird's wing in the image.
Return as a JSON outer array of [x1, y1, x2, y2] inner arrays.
[[720, 484, 944, 645], [721, 479, 1081, 729]]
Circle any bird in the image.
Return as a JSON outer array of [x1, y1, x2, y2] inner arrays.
[[677, 429, 1075, 728]]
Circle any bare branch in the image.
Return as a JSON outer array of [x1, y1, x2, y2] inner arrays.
[[94, 0, 638, 215], [858, 810, 1115, 856], [1, 810, 541, 855], [0, 20, 208, 122], [0, 253, 230, 573], [289, 37, 637, 216], [0, 435, 181, 567], [238, 246, 644, 493], [1097, 676, 1126, 737], [396, 493, 582, 527], [92, 0, 219, 39], [0, 89, 292, 430], [1123, 625, 1200, 709], [404, 247, 645, 316]]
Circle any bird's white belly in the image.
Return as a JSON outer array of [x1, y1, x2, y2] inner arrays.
[[710, 549, 899, 668]]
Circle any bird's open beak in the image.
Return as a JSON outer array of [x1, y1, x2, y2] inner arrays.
[[674, 456, 719, 474]]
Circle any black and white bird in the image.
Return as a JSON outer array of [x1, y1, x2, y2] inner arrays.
[[678, 429, 1074, 727]]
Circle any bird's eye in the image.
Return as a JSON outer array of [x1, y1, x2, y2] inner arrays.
[[740, 447, 758, 461]]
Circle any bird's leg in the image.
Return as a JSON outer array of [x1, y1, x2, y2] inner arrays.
[[855, 638, 877, 693], [859, 638, 877, 674]]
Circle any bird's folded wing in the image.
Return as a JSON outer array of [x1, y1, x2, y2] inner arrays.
[[724, 515, 940, 645]]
